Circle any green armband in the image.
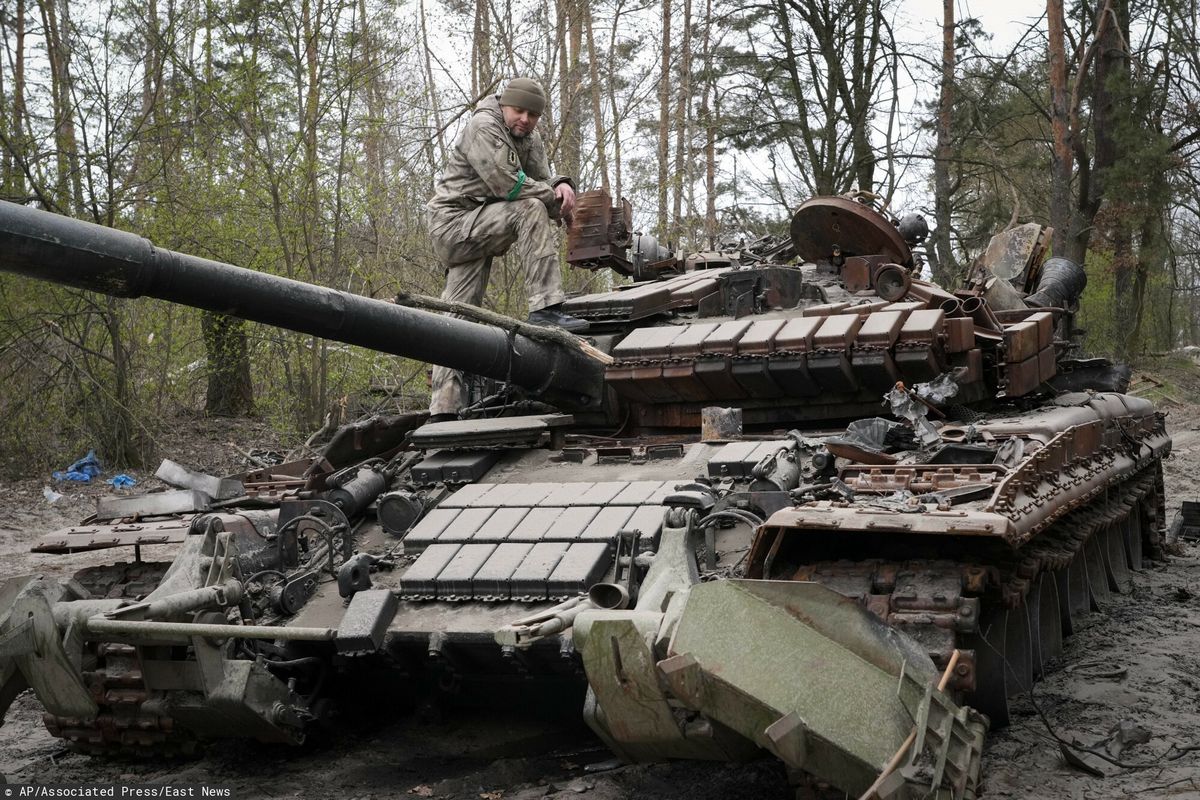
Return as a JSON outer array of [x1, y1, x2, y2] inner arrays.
[[506, 169, 527, 200]]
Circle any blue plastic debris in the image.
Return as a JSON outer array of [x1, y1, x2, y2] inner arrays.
[[52, 449, 102, 482], [107, 474, 137, 488]]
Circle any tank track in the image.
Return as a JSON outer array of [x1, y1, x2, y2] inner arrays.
[[789, 461, 1166, 727], [42, 561, 198, 756]]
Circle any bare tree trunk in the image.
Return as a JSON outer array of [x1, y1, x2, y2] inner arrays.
[[671, 0, 691, 246], [1047, 0, 1073, 260], [555, 0, 582, 179], [129, 0, 159, 217], [606, 0, 628, 200], [358, 0, 386, 250], [1093, 0, 1139, 355], [419, 0, 448, 164], [102, 296, 144, 466], [0, 0, 27, 199], [657, 0, 672, 238], [701, 0, 715, 246], [931, 0, 956, 285], [472, 0, 492, 99], [39, 0, 82, 213], [0, 5, 8, 191], [11, 0, 28, 199], [584, 10, 609, 193], [199, 0, 253, 418], [301, 0, 326, 426]]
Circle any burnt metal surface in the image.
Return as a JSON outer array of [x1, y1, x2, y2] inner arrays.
[[790, 196, 912, 266]]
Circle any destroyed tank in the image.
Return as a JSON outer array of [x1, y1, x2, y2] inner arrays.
[[0, 194, 1171, 799]]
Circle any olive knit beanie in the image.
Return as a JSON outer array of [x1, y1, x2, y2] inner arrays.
[[499, 78, 547, 115]]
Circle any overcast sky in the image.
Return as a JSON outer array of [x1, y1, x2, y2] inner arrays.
[[906, 0, 1048, 50]]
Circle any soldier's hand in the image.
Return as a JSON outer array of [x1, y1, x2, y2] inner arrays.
[[554, 183, 576, 226]]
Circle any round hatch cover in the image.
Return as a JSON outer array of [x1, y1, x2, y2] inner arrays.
[[790, 197, 912, 267]]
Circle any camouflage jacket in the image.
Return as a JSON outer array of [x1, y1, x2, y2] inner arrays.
[[426, 96, 573, 222]]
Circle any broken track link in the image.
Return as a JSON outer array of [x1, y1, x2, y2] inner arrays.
[[72, 561, 173, 600], [785, 461, 1165, 713], [41, 562, 199, 756]]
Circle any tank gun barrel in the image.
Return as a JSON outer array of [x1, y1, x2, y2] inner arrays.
[[0, 200, 605, 409]]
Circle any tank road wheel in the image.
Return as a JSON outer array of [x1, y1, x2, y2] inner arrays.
[[1124, 509, 1144, 571], [1102, 523, 1134, 593], [1066, 554, 1092, 622], [966, 608, 1011, 727], [1004, 602, 1034, 698], [1030, 573, 1063, 677], [1083, 535, 1111, 609]]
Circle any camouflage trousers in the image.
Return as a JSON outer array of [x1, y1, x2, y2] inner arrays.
[[427, 198, 565, 415]]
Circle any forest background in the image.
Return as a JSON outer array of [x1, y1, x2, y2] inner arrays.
[[0, 0, 1198, 476]]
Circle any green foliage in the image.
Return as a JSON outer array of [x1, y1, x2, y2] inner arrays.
[[1076, 249, 1119, 357]]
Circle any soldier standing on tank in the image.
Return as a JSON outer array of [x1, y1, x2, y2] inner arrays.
[[425, 77, 587, 422]]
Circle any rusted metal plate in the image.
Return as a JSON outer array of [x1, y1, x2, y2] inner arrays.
[[812, 314, 864, 350], [790, 196, 912, 265], [669, 323, 720, 358], [669, 278, 720, 308], [840, 465, 1006, 492], [775, 317, 821, 351], [1038, 346, 1057, 382], [701, 320, 752, 355], [1004, 320, 1040, 363], [694, 357, 745, 398], [855, 311, 904, 348], [807, 351, 859, 393], [767, 354, 819, 396], [944, 317, 975, 353], [1026, 311, 1055, 348], [979, 221, 1046, 283], [612, 325, 684, 360], [737, 319, 786, 355], [1005, 353, 1042, 396], [731, 357, 783, 397], [899, 309, 945, 343], [32, 518, 192, 554], [661, 361, 707, 401], [759, 506, 1013, 538], [850, 349, 900, 392], [800, 302, 850, 317]]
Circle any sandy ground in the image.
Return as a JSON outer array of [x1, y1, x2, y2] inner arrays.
[[2, 395, 1200, 799]]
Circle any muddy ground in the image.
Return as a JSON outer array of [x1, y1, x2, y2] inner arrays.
[[3, 381, 1200, 799]]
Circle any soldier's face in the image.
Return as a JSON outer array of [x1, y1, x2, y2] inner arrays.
[[502, 105, 541, 138]]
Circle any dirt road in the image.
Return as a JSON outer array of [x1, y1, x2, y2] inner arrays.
[[3, 400, 1200, 799]]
